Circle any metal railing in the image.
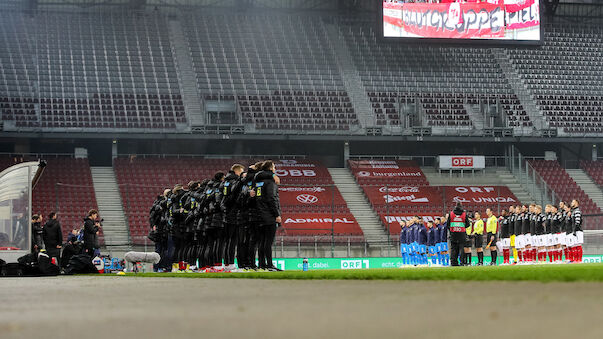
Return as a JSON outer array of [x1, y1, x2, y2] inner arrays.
[[116, 153, 307, 160], [349, 155, 508, 168], [507, 145, 557, 207]]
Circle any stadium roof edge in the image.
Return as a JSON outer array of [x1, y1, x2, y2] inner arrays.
[[1, 132, 602, 143]]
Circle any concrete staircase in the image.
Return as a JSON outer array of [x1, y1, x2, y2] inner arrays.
[[566, 169, 603, 211], [167, 19, 204, 127], [90, 167, 130, 248], [492, 48, 548, 130], [422, 167, 535, 205], [324, 24, 375, 128], [496, 168, 535, 205], [465, 104, 485, 130], [328, 168, 389, 245]]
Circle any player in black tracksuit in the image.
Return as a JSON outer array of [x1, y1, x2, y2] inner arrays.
[[182, 181, 205, 265], [191, 179, 210, 268], [149, 189, 170, 271], [203, 173, 225, 270], [254, 161, 282, 271], [180, 181, 200, 264], [220, 165, 245, 270], [169, 185, 188, 264], [237, 166, 259, 270]]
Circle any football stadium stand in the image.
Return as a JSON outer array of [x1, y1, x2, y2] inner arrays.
[[507, 24, 603, 136], [0, 11, 183, 131], [1, 7, 602, 137], [530, 160, 602, 217], [184, 13, 358, 131], [581, 160, 603, 189]]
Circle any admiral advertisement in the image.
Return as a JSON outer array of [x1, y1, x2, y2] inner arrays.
[[281, 213, 362, 235]]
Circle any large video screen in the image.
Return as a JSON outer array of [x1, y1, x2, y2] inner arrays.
[[382, 0, 540, 42]]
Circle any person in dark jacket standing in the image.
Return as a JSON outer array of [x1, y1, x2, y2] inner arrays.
[[202, 173, 225, 271], [83, 209, 100, 256], [254, 161, 282, 271], [31, 214, 44, 252], [448, 203, 470, 267], [220, 164, 245, 271], [237, 164, 259, 270], [43, 212, 63, 264], [169, 184, 188, 265]]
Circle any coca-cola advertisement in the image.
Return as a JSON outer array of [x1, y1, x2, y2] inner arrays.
[[363, 186, 441, 205]]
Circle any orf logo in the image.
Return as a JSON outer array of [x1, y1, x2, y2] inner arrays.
[[452, 157, 473, 167], [297, 194, 318, 204], [341, 259, 369, 269], [358, 171, 371, 177]]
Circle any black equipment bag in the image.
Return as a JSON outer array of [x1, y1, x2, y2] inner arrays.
[[1, 263, 23, 277], [64, 254, 98, 275]]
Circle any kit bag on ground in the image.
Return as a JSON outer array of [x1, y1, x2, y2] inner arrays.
[[64, 254, 99, 275], [1, 262, 23, 277], [17, 252, 41, 276], [37, 252, 60, 276]]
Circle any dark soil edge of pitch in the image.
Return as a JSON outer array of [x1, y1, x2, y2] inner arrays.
[[99, 263, 603, 283]]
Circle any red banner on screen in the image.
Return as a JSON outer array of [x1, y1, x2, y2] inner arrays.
[[505, 1, 539, 29], [279, 186, 346, 206], [444, 186, 518, 205], [401, 2, 505, 39], [282, 213, 362, 235], [383, 1, 403, 27], [505, 0, 534, 13], [363, 186, 441, 205]]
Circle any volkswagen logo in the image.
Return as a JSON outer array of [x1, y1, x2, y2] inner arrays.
[[297, 194, 319, 204]]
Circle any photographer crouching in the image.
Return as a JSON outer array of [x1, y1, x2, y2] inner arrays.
[[61, 228, 83, 269]]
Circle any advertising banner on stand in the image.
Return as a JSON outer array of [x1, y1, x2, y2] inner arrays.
[[279, 186, 346, 206], [444, 186, 518, 206], [268, 255, 603, 270], [281, 213, 362, 235], [438, 155, 486, 170], [349, 160, 425, 182], [363, 186, 442, 206]]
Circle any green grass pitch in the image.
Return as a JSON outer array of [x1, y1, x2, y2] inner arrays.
[[113, 263, 603, 283]]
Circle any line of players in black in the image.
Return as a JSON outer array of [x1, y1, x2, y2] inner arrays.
[[148, 160, 282, 272], [496, 200, 583, 264]]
